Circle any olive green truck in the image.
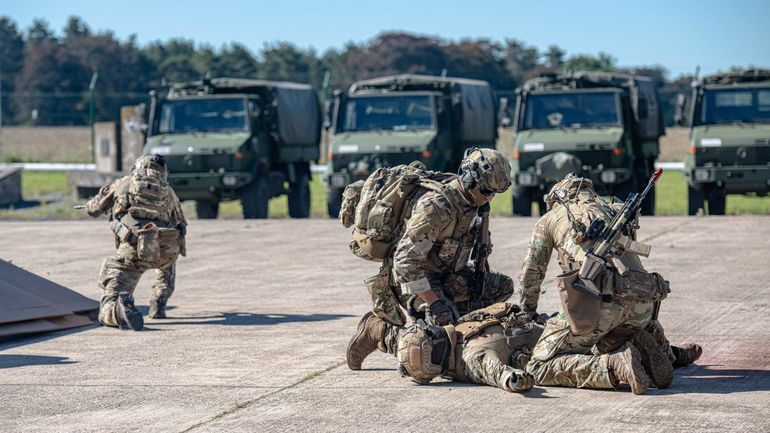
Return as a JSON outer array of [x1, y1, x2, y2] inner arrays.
[[510, 72, 664, 215], [144, 78, 321, 219], [325, 74, 498, 217], [677, 68, 770, 215]]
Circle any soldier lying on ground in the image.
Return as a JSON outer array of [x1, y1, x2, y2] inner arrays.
[[85, 155, 187, 331], [340, 148, 515, 338], [518, 174, 702, 394], [348, 302, 544, 392]]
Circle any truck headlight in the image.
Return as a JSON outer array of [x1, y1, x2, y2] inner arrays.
[[600, 171, 617, 183], [694, 169, 710, 182], [222, 175, 238, 186], [517, 172, 537, 186], [330, 174, 347, 188]]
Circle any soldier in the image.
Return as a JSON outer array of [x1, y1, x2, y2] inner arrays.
[[347, 302, 543, 392], [346, 148, 515, 371], [85, 155, 187, 331], [517, 174, 702, 394]]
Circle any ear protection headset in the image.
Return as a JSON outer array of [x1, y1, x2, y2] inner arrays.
[[459, 147, 492, 189]]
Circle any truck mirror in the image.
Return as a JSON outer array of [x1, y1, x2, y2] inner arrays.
[[674, 93, 687, 126]]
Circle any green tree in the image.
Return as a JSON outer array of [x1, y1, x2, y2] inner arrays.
[[560, 52, 615, 72], [0, 16, 24, 124]]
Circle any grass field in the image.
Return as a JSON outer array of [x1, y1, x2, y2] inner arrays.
[[2, 170, 769, 220]]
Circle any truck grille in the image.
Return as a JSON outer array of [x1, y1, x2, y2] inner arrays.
[[165, 154, 236, 173], [698, 146, 770, 166], [333, 152, 423, 172]]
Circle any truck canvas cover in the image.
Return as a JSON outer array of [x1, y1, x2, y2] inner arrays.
[[350, 74, 497, 144], [0, 259, 98, 339]]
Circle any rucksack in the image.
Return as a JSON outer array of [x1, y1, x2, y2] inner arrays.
[[340, 161, 453, 261], [126, 172, 171, 222]]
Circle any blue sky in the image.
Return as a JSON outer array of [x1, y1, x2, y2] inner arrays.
[[3, 0, 769, 78]]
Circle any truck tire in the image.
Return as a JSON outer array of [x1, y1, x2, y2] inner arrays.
[[327, 186, 344, 219], [706, 185, 726, 215], [535, 190, 547, 216], [242, 177, 270, 219], [687, 185, 705, 215], [288, 172, 311, 218], [195, 200, 220, 219], [512, 187, 533, 216]]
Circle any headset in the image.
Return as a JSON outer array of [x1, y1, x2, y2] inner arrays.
[[459, 147, 492, 189]]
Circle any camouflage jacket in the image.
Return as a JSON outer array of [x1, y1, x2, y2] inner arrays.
[[86, 176, 187, 230], [393, 178, 481, 295], [517, 192, 641, 312]]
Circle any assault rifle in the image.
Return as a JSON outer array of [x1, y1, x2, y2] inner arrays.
[[472, 202, 491, 297], [573, 169, 663, 301]]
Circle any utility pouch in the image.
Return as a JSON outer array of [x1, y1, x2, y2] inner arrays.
[[339, 180, 364, 228], [110, 220, 132, 243], [615, 270, 670, 304], [136, 222, 160, 263], [158, 227, 179, 247], [350, 229, 391, 261], [557, 269, 601, 336], [365, 268, 406, 326]]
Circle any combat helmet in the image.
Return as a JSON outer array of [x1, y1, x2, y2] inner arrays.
[[543, 173, 594, 211], [459, 148, 512, 194], [131, 154, 168, 182], [396, 321, 455, 384]]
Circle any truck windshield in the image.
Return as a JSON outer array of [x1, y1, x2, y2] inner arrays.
[[341, 95, 434, 132], [159, 98, 248, 133], [523, 92, 620, 129], [699, 87, 770, 125]]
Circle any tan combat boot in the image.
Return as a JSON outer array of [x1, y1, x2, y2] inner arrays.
[[607, 342, 650, 395], [346, 312, 386, 370], [672, 344, 703, 367], [632, 330, 673, 388]]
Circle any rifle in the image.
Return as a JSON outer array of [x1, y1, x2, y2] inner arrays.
[[472, 202, 491, 297], [573, 169, 663, 301]]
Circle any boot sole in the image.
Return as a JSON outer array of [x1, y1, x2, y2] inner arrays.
[[633, 331, 673, 389], [622, 345, 650, 395], [117, 299, 144, 331], [346, 313, 373, 370]]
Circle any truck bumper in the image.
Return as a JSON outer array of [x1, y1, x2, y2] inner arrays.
[[515, 167, 633, 190], [168, 171, 254, 201], [687, 165, 770, 194]]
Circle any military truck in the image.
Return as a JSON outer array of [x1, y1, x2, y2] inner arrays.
[[676, 69, 770, 215], [325, 74, 497, 217], [144, 78, 321, 219], [510, 72, 664, 216]]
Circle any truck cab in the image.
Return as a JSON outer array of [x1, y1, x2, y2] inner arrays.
[[681, 69, 770, 214], [511, 72, 662, 216]]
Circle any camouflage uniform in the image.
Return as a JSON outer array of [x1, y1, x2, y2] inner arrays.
[[518, 184, 674, 390], [377, 303, 542, 392], [86, 156, 187, 327]]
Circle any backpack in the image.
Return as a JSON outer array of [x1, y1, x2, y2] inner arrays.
[[340, 161, 452, 261], [126, 173, 171, 222]]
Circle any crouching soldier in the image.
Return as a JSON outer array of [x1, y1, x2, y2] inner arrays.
[[347, 302, 543, 393], [518, 173, 702, 395], [85, 155, 187, 330]]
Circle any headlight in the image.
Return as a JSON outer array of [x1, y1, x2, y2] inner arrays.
[[330, 174, 347, 188], [222, 175, 238, 186], [694, 169, 710, 182], [600, 171, 617, 183], [517, 172, 536, 186]]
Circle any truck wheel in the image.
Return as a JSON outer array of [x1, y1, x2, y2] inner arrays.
[[242, 177, 270, 219], [195, 200, 220, 219], [535, 190, 547, 216], [706, 185, 726, 215], [687, 185, 705, 215], [327, 186, 344, 219], [288, 173, 311, 218], [512, 187, 533, 216]]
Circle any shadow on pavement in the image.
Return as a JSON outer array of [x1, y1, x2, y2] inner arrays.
[[661, 364, 770, 394], [0, 354, 77, 369], [0, 323, 100, 350], [150, 312, 354, 326]]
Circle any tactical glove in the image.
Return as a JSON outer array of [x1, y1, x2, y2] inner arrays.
[[427, 299, 459, 326], [508, 371, 535, 392]]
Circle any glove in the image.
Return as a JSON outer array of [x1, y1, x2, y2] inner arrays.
[[427, 299, 459, 326], [508, 371, 535, 392]]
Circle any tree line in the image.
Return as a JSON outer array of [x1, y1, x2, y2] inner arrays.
[[1, 15, 697, 127]]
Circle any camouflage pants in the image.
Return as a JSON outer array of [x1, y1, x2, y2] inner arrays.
[[97, 242, 177, 327], [366, 261, 514, 326], [458, 325, 522, 391], [527, 301, 655, 389]]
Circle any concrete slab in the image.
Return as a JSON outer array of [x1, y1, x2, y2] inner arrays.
[[0, 216, 768, 432]]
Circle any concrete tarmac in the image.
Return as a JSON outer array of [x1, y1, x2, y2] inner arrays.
[[0, 216, 768, 432]]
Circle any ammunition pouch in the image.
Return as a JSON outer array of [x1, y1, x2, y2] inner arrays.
[[136, 222, 160, 263], [557, 269, 601, 336], [365, 267, 406, 326], [614, 270, 670, 304], [110, 219, 133, 244], [339, 180, 364, 228], [350, 228, 391, 261]]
